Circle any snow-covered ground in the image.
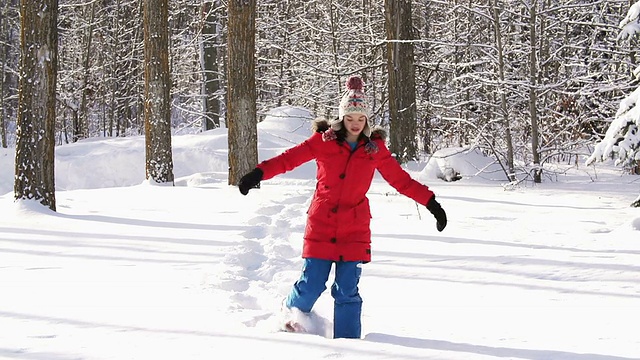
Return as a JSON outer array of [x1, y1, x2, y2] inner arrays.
[[1, 106, 639, 360]]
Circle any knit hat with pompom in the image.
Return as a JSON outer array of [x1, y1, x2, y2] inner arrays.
[[331, 75, 371, 137]]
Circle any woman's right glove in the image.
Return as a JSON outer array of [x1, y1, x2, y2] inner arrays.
[[426, 196, 447, 232], [238, 168, 263, 195]]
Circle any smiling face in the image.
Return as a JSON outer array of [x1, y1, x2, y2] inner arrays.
[[343, 114, 368, 140]]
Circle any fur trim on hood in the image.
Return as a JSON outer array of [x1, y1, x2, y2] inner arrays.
[[369, 126, 387, 140], [312, 117, 387, 141], [312, 118, 330, 133]]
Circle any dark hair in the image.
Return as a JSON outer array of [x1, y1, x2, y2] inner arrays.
[[333, 117, 368, 142]]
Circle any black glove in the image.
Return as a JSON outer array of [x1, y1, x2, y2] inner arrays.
[[426, 196, 447, 232], [238, 168, 263, 195]]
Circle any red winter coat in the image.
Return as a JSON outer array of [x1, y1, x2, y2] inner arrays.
[[256, 120, 435, 262]]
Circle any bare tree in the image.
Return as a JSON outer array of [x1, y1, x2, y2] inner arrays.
[[227, 0, 257, 186], [0, 0, 7, 148], [525, 2, 541, 183], [143, 0, 174, 184], [384, 0, 418, 164], [253, 0, 385, 122], [2, 0, 631, 188], [14, 0, 58, 211], [201, 0, 223, 130], [490, 0, 515, 181], [75, 0, 97, 143], [107, 0, 144, 137], [0, 0, 19, 149], [57, 0, 104, 143]]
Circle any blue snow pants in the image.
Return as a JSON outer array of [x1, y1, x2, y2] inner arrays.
[[285, 258, 363, 339]]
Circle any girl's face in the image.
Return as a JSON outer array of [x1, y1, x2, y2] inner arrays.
[[344, 114, 367, 137]]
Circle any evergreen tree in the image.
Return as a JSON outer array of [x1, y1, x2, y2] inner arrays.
[[586, 1, 640, 207]]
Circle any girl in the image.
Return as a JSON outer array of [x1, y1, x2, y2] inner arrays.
[[238, 76, 447, 339]]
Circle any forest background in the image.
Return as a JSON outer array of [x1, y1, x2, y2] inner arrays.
[[1, 0, 640, 197]]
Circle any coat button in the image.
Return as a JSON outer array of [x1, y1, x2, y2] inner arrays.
[[339, 173, 345, 179], [330, 238, 337, 243], [331, 207, 338, 213]]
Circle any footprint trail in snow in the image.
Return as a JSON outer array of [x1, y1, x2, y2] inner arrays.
[[203, 187, 333, 337]]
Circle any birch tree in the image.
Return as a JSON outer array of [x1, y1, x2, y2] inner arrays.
[[143, 0, 174, 184], [14, 0, 58, 211]]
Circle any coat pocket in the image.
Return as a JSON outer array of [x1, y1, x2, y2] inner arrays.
[[353, 198, 372, 225], [307, 201, 334, 227]]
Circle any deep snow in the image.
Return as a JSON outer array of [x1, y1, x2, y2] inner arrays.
[[0, 106, 639, 360]]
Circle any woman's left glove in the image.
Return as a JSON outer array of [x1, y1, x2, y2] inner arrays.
[[426, 196, 447, 232], [238, 168, 263, 195]]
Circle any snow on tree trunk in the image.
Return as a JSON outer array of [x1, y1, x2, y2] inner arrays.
[[143, 0, 174, 185], [14, 0, 58, 211], [227, 0, 258, 186]]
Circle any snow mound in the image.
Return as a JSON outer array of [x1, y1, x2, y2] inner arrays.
[[258, 106, 315, 137], [419, 147, 506, 182], [256, 106, 318, 164], [0, 197, 56, 223]]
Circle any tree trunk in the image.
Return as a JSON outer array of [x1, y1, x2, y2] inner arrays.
[[14, 0, 58, 211], [143, 0, 174, 184], [76, 0, 97, 142], [0, 0, 7, 148], [201, 0, 221, 130], [227, 0, 257, 186], [529, 2, 541, 183], [632, 160, 640, 176], [491, 0, 515, 181], [384, 0, 417, 164], [419, 1, 432, 154], [107, 0, 121, 137]]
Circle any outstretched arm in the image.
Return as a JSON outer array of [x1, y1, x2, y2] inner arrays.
[[375, 142, 447, 231], [256, 133, 319, 181], [375, 143, 434, 205], [237, 133, 321, 195]]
